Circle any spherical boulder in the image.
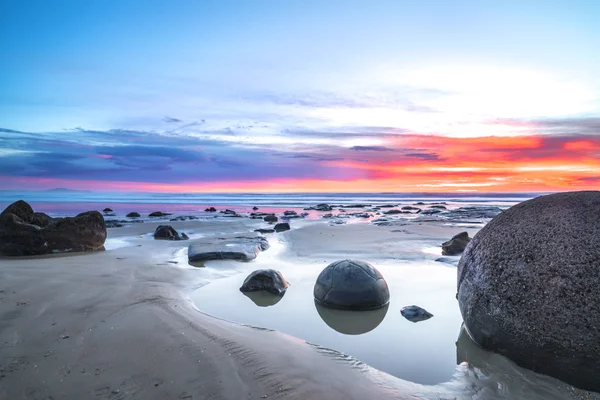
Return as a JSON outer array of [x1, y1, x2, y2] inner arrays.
[[239, 269, 289, 296], [314, 259, 390, 310], [457, 191, 600, 392]]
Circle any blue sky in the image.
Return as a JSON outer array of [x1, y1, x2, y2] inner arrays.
[[1, 0, 599, 192]]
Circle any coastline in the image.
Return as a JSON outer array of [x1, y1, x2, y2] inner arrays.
[[1, 215, 597, 399]]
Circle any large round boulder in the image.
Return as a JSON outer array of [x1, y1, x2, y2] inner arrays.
[[314, 259, 390, 310], [239, 269, 289, 296], [457, 191, 600, 392], [0, 200, 106, 256]]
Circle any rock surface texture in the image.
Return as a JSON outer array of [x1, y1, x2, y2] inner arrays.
[[239, 269, 289, 296], [0, 200, 106, 256], [457, 191, 600, 392], [188, 233, 269, 263], [314, 259, 390, 310]]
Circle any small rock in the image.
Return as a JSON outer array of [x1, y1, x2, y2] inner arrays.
[[254, 228, 275, 234], [274, 222, 290, 232], [442, 232, 471, 255], [154, 225, 189, 241], [204, 207, 217, 212], [240, 269, 289, 296], [401, 305, 433, 322], [126, 212, 140, 218], [103, 208, 113, 213], [264, 214, 278, 223], [149, 211, 171, 217]]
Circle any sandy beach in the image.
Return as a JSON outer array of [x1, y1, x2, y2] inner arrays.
[[1, 214, 597, 400]]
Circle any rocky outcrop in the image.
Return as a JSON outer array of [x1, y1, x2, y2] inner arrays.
[[239, 269, 289, 296], [314, 259, 390, 310], [383, 209, 403, 215], [304, 203, 333, 211], [441, 232, 471, 255], [445, 206, 502, 219], [188, 233, 269, 263], [400, 305, 433, 322], [457, 191, 600, 392], [149, 211, 172, 217], [401, 206, 420, 211], [0, 200, 106, 256], [204, 207, 217, 212], [126, 212, 141, 218], [274, 222, 290, 232], [154, 225, 189, 241]]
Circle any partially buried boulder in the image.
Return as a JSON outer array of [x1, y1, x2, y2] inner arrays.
[[126, 212, 141, 218], [441, 232, 471, 255], [314, 259, 390, 310], [103, 208, 113, 213], [204, 207, 217, 212], [457, 191, 600, 392], [274, 222, 290, 232], [153, 225, 189, 241], [0, 200, 106, 256], [239, 269, 289, 296], [149, 211, 171, 217], [188, 233, 269, 263]]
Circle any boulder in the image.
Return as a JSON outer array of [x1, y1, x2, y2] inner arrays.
[[304, 203, 333, 211], [441, 232, 471, 255], [149, 211, 171, 217], [283, 210, 297, 216], [0, 200, 106, 256], [188, 233, 269, 263], [170, 215, 199, 221], [204, 207, 217, 212], [252, 206, 259, 210], [103, 208, 113, 213], [430, 205, 447, 210], [274, 222, 290, 232], [314, 259, 390, 310], [153, 225, 188, 241], [264, 214, 278, 223], [239, 269, 289, 296], [457, 191, 600, 392], [400, 305, 433, 322], [126, 212, 140, 218], [221, 209, 237, 215], [420, 209, 442, 215], [401, 206, 420, 211], [383, 209, 403, 215], [254, 228, 275, 234]]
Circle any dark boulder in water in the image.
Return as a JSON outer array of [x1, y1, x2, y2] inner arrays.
[[400, 305, 433, 322], [274, 222, 290, 232], [103, 208, 113, 213], [126, 212, 141, 218], [314, 259, 390, 310], [153, 225, 188, 241], [457, 191, 600, 392], [239, 269, 289, 296], [204, 207, 217, 212], [0, 200, 106, 256], [441, 232, 471, 255]]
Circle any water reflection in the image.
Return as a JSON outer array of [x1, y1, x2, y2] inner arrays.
[[242, 291, 285, 307], [315, 301, 389, 335]]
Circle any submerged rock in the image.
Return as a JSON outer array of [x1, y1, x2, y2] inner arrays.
[[314, 259, 390, 310], [400, 305, 433, 322], [239, 269, 289, 296], [401, 206, 420, 211], [274, 222, 290, 232], [420, 209, 442, 215], [188, 233, 269, 263], [0, 200, 106, 256], [441, 232, 471, 255], [153, 225, 189, 241], [457, 191, 600, 392], [126, 212, 141, 218]]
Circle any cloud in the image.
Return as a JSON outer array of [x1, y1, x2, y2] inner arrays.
[[163, 116, 182, 123], [351, 146, 394, 152]]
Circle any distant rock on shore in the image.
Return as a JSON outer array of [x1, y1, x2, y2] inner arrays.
[[457, 191, 600, 392], [0, 200, 106, 256]]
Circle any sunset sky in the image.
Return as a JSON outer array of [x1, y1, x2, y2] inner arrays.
[[1, 0, 599, 193]]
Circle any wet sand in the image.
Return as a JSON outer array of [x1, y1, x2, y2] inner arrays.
[[1, 219, 597, 400]]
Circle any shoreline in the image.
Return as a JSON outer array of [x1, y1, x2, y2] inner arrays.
[[1, 218, 597, 399]]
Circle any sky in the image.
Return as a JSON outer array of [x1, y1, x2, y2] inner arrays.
[[1, 0, 599, 193]]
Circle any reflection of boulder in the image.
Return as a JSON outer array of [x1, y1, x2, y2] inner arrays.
[[239, 269, 289, 296], [242, 291, 284, 307], [314, 259, 390, 310], [315, 301, 388, 335]]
